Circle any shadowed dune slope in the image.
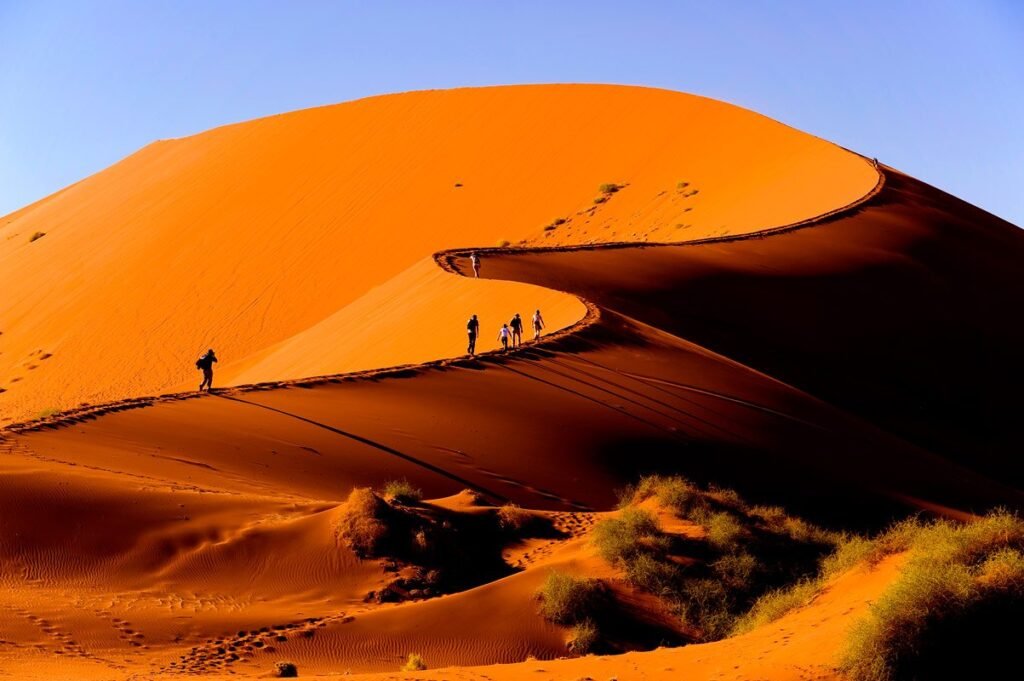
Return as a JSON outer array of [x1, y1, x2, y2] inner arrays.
[[450, 170, 1024, 476], [0, 84, 875, 422]]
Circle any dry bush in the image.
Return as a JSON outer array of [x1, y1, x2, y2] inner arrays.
[[401, 653, 427, 671], [497, 503, 533, 531], [29, 231, 46, 243], [536, 571, 605, 625], [598, 182, 621, 194], [567, 618, 599, 654], [379, 478, 422, 505], [592, 507, 664, 564], [841, 511, 1024, 681], [336, 487, 389, 557]]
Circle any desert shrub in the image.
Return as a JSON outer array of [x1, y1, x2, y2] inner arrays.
[[273, 660, 298, 677], [567, 618, 599, 654], [401, 653, 427, 671], [712, 552, 758, 590], [840, 511, 1024, 681], [497, 503, 533, 531], [537, 571, 604, 624], [676, 181, 690, 190], [336, 487, 389, 557], [593, 196, 607, 204], [379, 479, 422, 505], [704, 512, 744, 551], [625, 552, 681, 598], [604, 475, 839, 643], [29, 231, 46, 243], [592, 507, 664, 564], [598, 183, 621, 194], [679, 578, 734, 640], [496, 239, 510, 247], [543, 224, 557, 231], [36, 408, 59, 419]]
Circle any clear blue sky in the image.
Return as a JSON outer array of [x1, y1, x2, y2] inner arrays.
[[2, 1, 1022, 224]]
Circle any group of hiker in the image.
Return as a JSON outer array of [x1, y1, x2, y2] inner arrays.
[[468, 309, 545, 355], [466, 252, 546, 355], [194, 252, 545, 391]]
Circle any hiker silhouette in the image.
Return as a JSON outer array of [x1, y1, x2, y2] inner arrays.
[[196, 349, 218, 391], [467, 314, 480, 355]]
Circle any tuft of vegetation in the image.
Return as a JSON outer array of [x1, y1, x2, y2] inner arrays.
[[705, 512, 745, 551], [602, 475, 839, 641], [593, 196, 607, 204], [536, 571, 605, 625], [496, 503, 533, 532], [676, 181, 690, 190], [496, 239, 510, 248], [29, 231, 46, 243], [401, 653, 427, 671], [598, 183, 621, 194], [454, 182, 463, 187], [336, 487, 389, 557], [592, 507, 666, 564], [273, 660, 298, 677], [840, 510, 1024, 681], [567, 618, 599, 654], [379, 479, 422, 505]]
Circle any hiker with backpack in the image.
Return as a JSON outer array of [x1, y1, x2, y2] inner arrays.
[[509, 313, 523, 348], [467, 314, 480, 355], [532, 309, 545, 340], [196, 349, 218, 391], [497, 324, 512, 352]]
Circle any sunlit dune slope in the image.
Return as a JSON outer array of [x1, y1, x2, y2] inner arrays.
[[0, 84, 875, 422]]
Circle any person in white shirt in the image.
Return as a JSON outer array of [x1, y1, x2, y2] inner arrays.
[[497, 324, 511, 352], [532, 309, 545, 340], [470, 252, 481, 278]]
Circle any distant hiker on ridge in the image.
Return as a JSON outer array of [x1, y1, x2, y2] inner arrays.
[[509, 313, 524, 348], [533, 309, 545, 340], [467, 314, 480, 355], [196, 349, 218, 392], [498, 324, 512, 352], [470, 252, 481, 278]]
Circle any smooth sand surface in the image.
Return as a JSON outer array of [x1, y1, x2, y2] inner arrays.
[[1, 86, 1020, 680]]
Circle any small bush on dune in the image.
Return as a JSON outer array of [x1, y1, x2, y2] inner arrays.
[[497, 503, 533, 532], [29, 231, 46, 243], [567, 618, 599, 654], [379, 478, 422, 505], [401, 653, 427, 671], [537, 571, 605, 625], [496, 239, 510, 247], [592, 196, 607, 204], [625, 551, 681, 598], [598, 182, 621, 194], [704, 512, 744, 551], [712, 552, 758, 590], [336, 487, 389, 557], [273, 660, 298, 677], [592, 507, 664, 564]]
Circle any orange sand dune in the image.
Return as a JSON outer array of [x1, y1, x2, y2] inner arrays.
[[1, 85, 1020, 680], [0, 84, 875, 423]]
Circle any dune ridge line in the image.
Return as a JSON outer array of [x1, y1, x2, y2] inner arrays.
[[1, 157, 883, 437]]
